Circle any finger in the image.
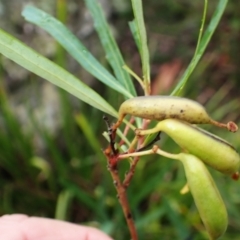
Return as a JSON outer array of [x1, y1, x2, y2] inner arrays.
[[0, 214, 113, 240]]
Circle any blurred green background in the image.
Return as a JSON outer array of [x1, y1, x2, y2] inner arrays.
[[0, 0, 240, 239]]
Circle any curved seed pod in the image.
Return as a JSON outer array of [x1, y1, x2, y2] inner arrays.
[[178, 153, 228, 240], [136, 119, 240, 176], [115, 96, 237, 132]]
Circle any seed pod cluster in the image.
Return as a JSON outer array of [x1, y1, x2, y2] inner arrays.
[[114, 95, 239, 239], [178, 153, 228, 240]]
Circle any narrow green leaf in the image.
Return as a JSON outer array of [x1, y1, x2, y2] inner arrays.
[[0, 28, 118, 117], [192, 0, 208, 60], [129, 20, 140, 51], [84, 0, 136, 96], [55, 189, 74, 220], [131, 0, 150, 87], [171, 0, 228, 96], [22, 5, 133, 98]]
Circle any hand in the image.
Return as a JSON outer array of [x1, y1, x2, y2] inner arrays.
[[0, 214, 113, 240]]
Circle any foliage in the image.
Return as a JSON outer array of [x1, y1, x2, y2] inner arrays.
[[0, 0, 239, 239]]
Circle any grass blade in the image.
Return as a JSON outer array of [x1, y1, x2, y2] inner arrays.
[[0, 28, 118, 117], [55, 189, 74, 220], [22, 5, 133, 99]]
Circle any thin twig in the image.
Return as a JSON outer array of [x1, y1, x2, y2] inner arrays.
[[103, 115, 138, 240], [103, 116, 117, 155], [136, 132, 161, 152], [119, 116, 136, 147], [123, 156, 140, 188], [106, 155, 138, 240], [123, 65, 145, 90], [123, 119, 156, 188]]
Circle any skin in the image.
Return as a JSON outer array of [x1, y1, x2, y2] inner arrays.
[[0, 214, 113, 240]]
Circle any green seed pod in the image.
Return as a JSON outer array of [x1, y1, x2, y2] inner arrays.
[[136, 119, 240, 176], [178, 153, 228, 240], [115, 96, 237, 132]]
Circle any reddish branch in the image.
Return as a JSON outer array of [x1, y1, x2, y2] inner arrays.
[[123, 156, 140, 188], [105, 153, 138, 240], [103, 116, 161, 240]]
